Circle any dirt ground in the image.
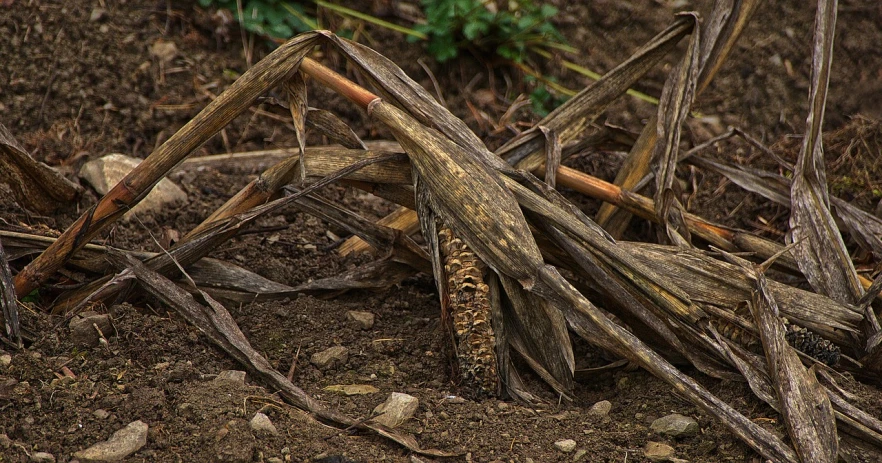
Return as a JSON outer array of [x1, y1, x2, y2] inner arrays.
[[2, 1, 882, 462]]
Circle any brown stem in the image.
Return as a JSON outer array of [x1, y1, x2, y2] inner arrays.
[[300, 57, 379, 109]]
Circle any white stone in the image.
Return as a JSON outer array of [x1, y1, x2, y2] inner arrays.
[[644, 441, 675, 461], [30, 452, 55, 463], [588, 400, 612, 417], [554, 439, 577, 453], [213, 370, 246, 385], [73, 420, 148, 461], [79, 154, 187, 221], [345, 310, 375, 330], [651, 413, 699, 438], [249, 412, 279, 436], [372, 392, 419, 428], [149, 40, 178, 64], [310, 346, 349, 370]]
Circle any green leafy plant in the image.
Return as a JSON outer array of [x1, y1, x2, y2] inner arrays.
[[413, 0, 566, 63], [198, 0, 315, 40], [526, 76, 569, 117]]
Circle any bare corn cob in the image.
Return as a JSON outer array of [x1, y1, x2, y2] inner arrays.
[[714, 303, 841, 366], [438, 225, 499, 395]]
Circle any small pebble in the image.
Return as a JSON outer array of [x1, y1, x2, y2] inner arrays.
[[644, 441, 675, 461], [249, 412, 279, 436], [89, 7, 107, 22], [372, 392, 419, 428], [310, 346, 349, 370], [651, 413, 699, 438], [345, 310, 375, 330], [554, 439, 577, 453], [588, 400, 612, 417], [30, 452, 55, 463]]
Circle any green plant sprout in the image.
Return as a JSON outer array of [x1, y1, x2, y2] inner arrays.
[[411, 0, 570, 63], [198, 0, 316, 39], [200, 0, 657, 116]]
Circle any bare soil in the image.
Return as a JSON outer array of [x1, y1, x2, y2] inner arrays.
[[1, 1, 881, 462]]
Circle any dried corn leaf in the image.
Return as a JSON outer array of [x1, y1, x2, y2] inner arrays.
[[620, 243, 861, 345], [498, 274, 574, 395], [788, 0, 864, 311], [653, 12, 700, 245], [0, 237, 20, 347], [53, 151, 401, 313], [285, 72, 309, 182], [724, 252, 837, 462], [306, 108, 367, 149], [536, 264, 798, 462], [292, 258, 416, 295], [318, 32, 507, 172], [500, 17, 694, 168], [288, 190, 428, 272], [15, 32, 324, 297], [178, 141, 399, 174], [598, 0, 760, 238], [182, 258, 299, 303], [691, 152, 882, 265], [370, 100, 543, 287], [0, 121, 80, 214]]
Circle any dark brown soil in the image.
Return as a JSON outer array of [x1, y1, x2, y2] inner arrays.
[[2, 1, 881, 462]]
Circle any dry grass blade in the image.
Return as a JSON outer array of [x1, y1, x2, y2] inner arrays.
[[597, 0, 761, 238], [0, 121, 81, 215], [305, 108, 367, 149], [723, 252, 838, 462], [13, 32, 323, 298], [500, 17, 694, 168], [621, 243, 862, 346], [0, 237, 21, 348], [286, 189, 429, 272], [690, 152, 882, 272], [52, 151, 403, 314], [108, 249, 451, 456], [284, 73, 309, 182], [338, 208, 419, 256], [653, 12, 700, 245], [787, 0, 880, 356]]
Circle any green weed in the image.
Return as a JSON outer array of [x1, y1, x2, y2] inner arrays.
[[198, 0, 315, 40], [413, 0, 566, 63]]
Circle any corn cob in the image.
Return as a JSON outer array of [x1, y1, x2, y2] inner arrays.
[[438, 225, 499, 395], [714, 303, 840, 366]]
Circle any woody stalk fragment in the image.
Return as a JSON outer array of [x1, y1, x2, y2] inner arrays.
[[6, 3, 882, 459]]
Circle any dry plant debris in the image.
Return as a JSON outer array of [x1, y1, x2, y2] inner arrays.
[[1, 1, 881, 461]]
